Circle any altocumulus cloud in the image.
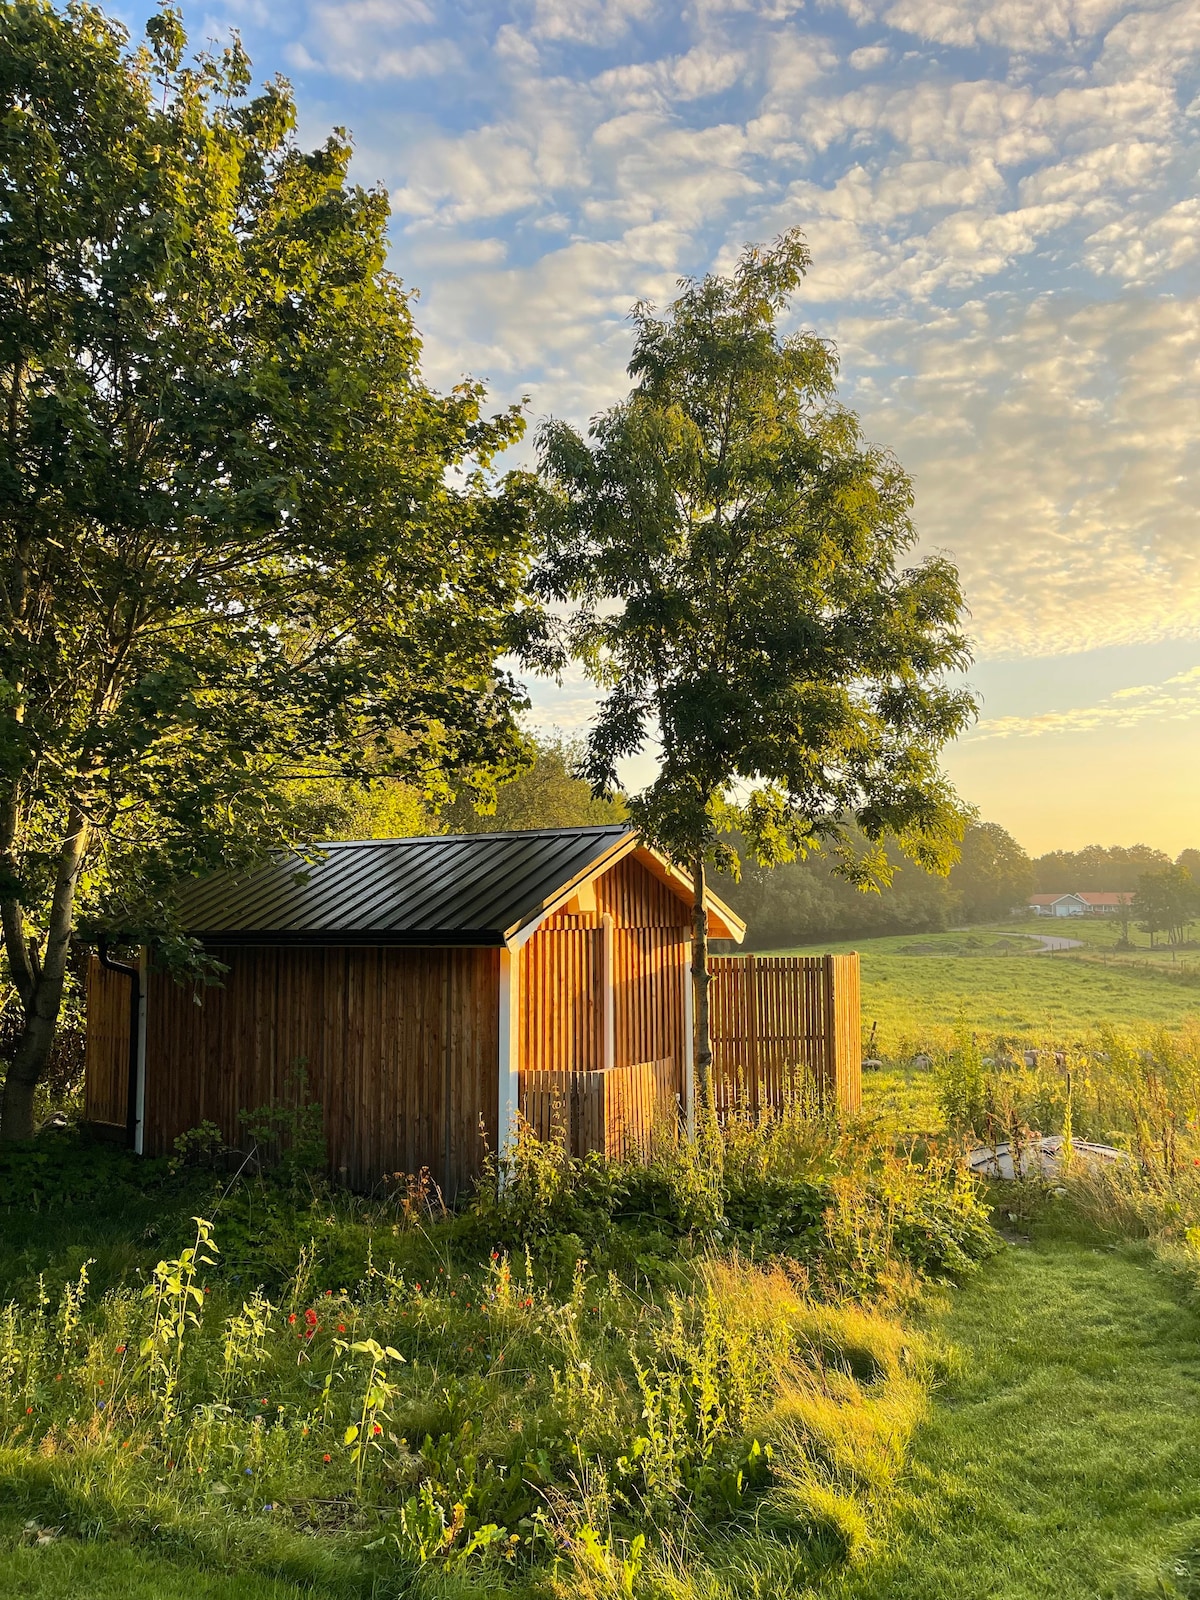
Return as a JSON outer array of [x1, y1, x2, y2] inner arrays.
[[164, 0, 1199, 667]]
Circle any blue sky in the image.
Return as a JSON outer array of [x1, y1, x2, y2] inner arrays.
[[144, 0, 1199, 851]]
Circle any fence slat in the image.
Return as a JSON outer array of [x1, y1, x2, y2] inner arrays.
[[707, 953, 860, 1119]]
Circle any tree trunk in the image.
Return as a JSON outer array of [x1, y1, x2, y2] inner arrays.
[[691, 852, 718, 1151], [0, 804, 90, 1142]]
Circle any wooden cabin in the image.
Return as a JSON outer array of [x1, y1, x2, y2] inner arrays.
[[84, 827, 745, 1195]]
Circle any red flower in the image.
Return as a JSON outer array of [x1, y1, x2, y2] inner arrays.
[[372, 1423, 382, 1435], [288, 1313, 297, 1324], [322, 1453, 331, 1463], [337, 1323, 346, 1333], [115, 1344, 127, 1355], [304, 1309, 318, 1326]]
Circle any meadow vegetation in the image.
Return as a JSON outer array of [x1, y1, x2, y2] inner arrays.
[[777, 925, 1200, 1057], [0, 1110, 994, 1600]]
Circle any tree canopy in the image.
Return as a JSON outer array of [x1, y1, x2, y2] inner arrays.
[[0, 3, 533, 1137], [531, 231, 975, 1116]]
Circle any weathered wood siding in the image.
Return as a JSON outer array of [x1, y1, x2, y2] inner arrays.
[[519, 855, 691, 1089], [708, 952, 861, 1115], [142, 945, 499, 1196], [84, 956, 132, 1129]]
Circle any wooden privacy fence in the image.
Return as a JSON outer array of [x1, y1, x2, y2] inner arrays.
[[708, 952, 861, 1116], [521, 1057, 679, 1162]]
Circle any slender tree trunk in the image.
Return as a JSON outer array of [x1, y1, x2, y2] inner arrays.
[[691, 852, 719, 1155], [0, 804, 90, 1141]]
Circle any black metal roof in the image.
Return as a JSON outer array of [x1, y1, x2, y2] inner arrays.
[[172, 826, 634, 946]]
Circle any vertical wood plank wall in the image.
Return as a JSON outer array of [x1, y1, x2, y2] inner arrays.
[[519, 856, 691, 1101], [84, 956, 132, 1129], [708, 953, 861, 1114], [142, 945, 499, 1196]]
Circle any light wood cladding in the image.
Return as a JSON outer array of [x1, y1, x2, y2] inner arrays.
[[708, 952, 861, 1114], [520, 854, 690, 1102]]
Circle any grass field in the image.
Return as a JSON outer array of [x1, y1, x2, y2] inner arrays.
[[772, 925, 1200, 1057], [831, 1225, 1200, 1600]]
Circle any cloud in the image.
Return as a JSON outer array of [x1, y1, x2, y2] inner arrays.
[[284, 0, 463, 79], [971, 667, 1200, 738], [840, 292, 1200, 658]]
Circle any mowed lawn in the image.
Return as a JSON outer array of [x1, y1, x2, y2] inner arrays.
[[770, 929, 1200, 1054], [829, 1229, 1200, 1600]]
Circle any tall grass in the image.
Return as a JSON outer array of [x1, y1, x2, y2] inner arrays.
[[0, 1114, 994, 1597]]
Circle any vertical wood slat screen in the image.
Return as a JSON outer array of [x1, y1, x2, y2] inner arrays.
[[84, 956, 132, 1128], [707, 953, 861, 1115], [520, 1058, 678, 1163]]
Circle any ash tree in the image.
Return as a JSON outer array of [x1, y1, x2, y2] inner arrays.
[[0, 3, 534, 1139], [530, 231, 976, 1126]]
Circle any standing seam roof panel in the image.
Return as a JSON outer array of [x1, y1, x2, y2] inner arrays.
[[172, 827, 633, 941]]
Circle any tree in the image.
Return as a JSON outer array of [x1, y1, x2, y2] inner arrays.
[[1133, 867, 1199, 949], [0, 5, 534, 1139], [949, 822, 1032, 922], [441, 733, 627, 834], [1034, 844, 1169, 893], [531, 232, 975, 1126]]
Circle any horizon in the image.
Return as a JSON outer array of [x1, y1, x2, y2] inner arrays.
[[116, 0, 1200, 854]]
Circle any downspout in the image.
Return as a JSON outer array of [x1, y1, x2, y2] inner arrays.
[[97, 939, 141, 1150]]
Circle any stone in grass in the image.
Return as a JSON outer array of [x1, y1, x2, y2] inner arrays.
[[862, 1057, 886, 1072], [966, 1135, 1133, 1181]]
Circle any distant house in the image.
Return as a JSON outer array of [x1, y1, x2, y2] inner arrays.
[[1028, 891, 1133, 918]]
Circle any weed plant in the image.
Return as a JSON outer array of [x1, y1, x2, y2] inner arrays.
[[0, 1109, 994, 1599]]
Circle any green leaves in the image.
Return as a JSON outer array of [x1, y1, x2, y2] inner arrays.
[[531, 229, 976, 883], [0, 4, 534, 1128]]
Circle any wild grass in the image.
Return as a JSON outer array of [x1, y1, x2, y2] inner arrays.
[[0, 1113, 994, 1599]]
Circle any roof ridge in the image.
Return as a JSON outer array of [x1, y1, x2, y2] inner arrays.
[[319, 825, 631, 848]]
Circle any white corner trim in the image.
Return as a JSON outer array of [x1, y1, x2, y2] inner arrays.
[[134, 947, 148, 1156], [682, 941, 695, 1141], [601, 913, 615, 1074], [496, 947, 520, 1164]]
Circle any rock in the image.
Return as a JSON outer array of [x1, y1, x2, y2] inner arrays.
[[912, 1053, 933, 1070]]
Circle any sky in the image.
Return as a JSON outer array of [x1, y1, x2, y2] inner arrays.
[[136, 0, 1198, 855]]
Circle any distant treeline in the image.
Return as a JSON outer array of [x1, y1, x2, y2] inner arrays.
[[719, 836, 1200, 950], [1033, 844, 1200, 892], [714, 821, 1033, 949]]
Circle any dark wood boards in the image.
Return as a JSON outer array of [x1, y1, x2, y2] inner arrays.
[[141, 944, 499, 1197], [83, 956, 132, 1129]]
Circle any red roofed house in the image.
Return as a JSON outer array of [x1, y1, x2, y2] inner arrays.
[[1028, 891, 1134, 918]]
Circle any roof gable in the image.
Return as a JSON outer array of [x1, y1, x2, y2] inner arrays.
[[171, 827, 744, 946]]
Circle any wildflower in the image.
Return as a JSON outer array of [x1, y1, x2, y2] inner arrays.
[[245, 1468, 253, 1476], [288, 1313, 297, 1325], [325, 1290, 333, 1297], [98, 1400, 106, 1410], [115, 1344, 127, 1355], [121, 1441, 131, 1449], [55, 1374, 62, 1382], [25, 1406, 32, 1414], [322, 1453, 331, 1464], [97, 1378, 104, 1386], [337, 1323, 346, 1333], [304, 1309, 318, 1326], [372, 1423, 382, 1435], [302, 1427, 309, 1436]]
